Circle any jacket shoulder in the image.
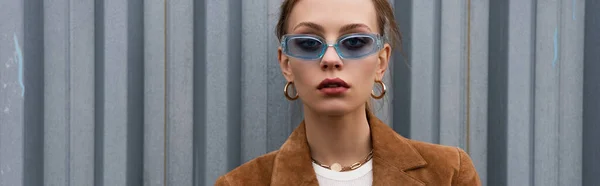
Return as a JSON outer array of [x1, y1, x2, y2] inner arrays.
[[214, 150, 278, 186], [407, 139, 462, 163], [406, 140, 481, 185]]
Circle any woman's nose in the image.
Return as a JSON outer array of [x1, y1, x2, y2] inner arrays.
[[320, 47, 343, 70]]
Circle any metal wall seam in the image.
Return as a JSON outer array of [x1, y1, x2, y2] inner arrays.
[[558, 0, 584, 185], [391, 0, 413, 138], [467, 0, 490, 185], [126, 0, 144, 185], [193, 0, 207, 185], [68, 0, 96, 185], [487, 0, 509, 184], [466, 0, 472, 155], [583, 1, 600, 185], [166, 0, 194, 185], [533, 0, 561, 185], [102, 0, 129, 184], [22, 0, 46, 182], [43, 0, 70, 184], [410, 0, 441, 144], [439, 0, 468, 148], [241, 0, 269, 163], [143, 0, 166, 185], [506, 0, 535, 185], [0, 0, 25, 185], [205, 0, 234, 185]]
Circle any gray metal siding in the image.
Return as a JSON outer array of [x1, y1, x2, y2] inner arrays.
[[583, 1, 600, 185], [0, 0, 598, 185]]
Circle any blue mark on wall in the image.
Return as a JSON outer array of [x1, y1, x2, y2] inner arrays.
[[572, 0, 576, 20], [13, 33, 24, 97], [553, 28, 559, 68]]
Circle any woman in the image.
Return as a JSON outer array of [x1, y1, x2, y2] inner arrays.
[[216, 0, 481, 185]]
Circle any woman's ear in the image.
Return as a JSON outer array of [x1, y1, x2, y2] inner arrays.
[[278, 47, 294, 82], [376, 43, 391, 80]]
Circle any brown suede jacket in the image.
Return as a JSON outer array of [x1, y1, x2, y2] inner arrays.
[[215, 113, 481, 186]]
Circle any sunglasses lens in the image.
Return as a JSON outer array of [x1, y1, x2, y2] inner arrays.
[[282, 34, 380, 60], [286, 37, 324, 59], [337, 35, 376, 58]]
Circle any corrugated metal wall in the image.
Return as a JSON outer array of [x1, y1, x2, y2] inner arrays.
[[0, 0, 598, 185]]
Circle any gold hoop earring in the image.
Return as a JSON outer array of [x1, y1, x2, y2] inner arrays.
[[284, 81, 299, 100], [371, 80, 386, 99]]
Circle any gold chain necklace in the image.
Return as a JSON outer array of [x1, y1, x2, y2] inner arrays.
[[311, 149, 374, 172]]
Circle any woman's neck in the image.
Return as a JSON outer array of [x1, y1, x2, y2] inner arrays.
[[304, 105, 372, 167]]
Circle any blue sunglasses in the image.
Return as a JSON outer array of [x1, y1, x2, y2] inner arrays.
[[280, 33, 384, 60]]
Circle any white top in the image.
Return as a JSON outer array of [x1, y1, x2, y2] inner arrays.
[[312, 159, 373, 186]]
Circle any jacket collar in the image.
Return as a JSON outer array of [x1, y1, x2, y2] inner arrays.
[[271, 112, 427, 186]]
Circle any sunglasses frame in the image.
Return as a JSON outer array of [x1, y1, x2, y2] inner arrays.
[[280, 33, 384, 60]]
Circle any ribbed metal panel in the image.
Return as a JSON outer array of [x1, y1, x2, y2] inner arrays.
[[0, 0, 598, 185]]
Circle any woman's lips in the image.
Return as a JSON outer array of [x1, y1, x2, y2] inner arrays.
[[317, 78, 350, 95], [319, 86, 349, 95]]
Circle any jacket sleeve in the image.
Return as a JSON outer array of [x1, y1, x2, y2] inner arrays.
[[214, 175, 230, 186], [453, 148, 482, 186]]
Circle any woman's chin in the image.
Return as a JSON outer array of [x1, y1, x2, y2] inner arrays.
[[309, 102, 360, 116]]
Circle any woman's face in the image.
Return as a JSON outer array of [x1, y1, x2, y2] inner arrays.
[[278, 0, 391, 116]]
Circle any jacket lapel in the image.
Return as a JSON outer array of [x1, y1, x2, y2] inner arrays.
[[271, 113, 428, 186], [369, 113, 427, 186], [270, 121, 319, 186]]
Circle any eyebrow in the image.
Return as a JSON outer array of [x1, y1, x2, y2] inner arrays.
[[339, 23, 372, 33], [292, 22, 372, 34], [293, 22, 325, 33]]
